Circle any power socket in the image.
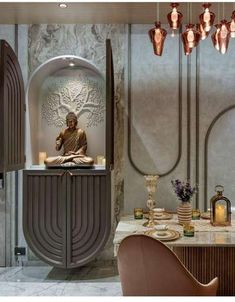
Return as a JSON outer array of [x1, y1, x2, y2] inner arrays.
[[14, 247, 26, 256]]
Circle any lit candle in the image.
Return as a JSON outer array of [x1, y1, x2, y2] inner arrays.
[[215, 204, 226, 223], [38, 152, 47, 165], [96, 155, 104, 165]]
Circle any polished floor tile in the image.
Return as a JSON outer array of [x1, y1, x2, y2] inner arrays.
[[0, 260, 122, 296]]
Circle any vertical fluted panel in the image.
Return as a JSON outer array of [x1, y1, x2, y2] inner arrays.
[[0, 40, 25, 173], [67, 173, 111, 268], [173, 246, 235, 296], [23, 171, 66, 267]]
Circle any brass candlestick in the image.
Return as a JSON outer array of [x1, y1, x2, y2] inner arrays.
[[143, 175, 159, 228]]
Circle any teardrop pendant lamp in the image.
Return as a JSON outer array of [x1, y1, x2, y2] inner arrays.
[[149, 3, 167, 56], [181, 3, 201, 55]]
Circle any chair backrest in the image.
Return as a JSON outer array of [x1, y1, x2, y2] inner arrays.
[[117, 234, 218, 296]]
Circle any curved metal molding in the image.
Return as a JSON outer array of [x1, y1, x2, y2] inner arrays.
[[204, 105, 235, 211], [127, 25, 182, 177]]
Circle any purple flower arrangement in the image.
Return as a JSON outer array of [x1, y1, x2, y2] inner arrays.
[[171, 179, 197, 202]]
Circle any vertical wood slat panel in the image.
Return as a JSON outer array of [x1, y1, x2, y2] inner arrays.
[[0, 40, 25, 173], [173, 246, 235, 296]]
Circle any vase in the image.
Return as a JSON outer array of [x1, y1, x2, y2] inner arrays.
[[177, 201, 192, 225]]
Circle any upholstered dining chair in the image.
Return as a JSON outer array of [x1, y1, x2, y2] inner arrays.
[[117, 234, 218, 296]]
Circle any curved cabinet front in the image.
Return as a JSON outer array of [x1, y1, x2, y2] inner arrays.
[[23, 169, 111, 268]]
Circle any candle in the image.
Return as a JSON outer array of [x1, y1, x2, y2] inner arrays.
[[183, 223, 195, 237], [134, 208, 143, 219], [215, 204, 226, 223], [97, 155, 104, 165], [39, 152, 47, 165]]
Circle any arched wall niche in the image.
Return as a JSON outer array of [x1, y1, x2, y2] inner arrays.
[[26, 55, 105, 167]]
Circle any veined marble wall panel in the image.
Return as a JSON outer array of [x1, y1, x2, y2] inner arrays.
[[28, 24, 126, 260], [124, 25, 188, 213], [198, 35, 235, 210]]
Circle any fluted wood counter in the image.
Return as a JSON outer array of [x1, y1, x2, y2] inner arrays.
[[114, 215, 235, 296]]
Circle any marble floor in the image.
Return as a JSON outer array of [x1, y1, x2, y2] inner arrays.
[[0, 260, 122, 296]]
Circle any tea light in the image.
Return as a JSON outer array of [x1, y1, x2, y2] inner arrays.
[[39, 152, 47, 165], [183, 223, 195, 237], [134, 208, 143, 219], [97, 155, 104, 165], [215, 204, 226, 223], [192, 209, 200, 220]]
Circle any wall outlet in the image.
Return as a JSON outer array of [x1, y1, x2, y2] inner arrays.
[[14, 247, 26, 256]]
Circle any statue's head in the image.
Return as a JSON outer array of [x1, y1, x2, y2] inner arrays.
[[66, 112, 78, 129]]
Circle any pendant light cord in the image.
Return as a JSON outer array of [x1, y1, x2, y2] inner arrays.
[[156, 2, 159, 21]]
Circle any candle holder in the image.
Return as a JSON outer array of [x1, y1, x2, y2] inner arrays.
[[143, 175, 159, 228], [183, 223, 195, 237], [134, 208, 143, 219], [210, 185, 231, 226]]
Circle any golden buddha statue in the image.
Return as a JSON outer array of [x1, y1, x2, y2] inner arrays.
[[45, 112, 94, 167]]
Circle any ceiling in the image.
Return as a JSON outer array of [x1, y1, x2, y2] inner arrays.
[[0, 2, 234, 24]]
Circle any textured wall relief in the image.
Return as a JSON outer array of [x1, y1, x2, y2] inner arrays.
[[41, 75, 104, 128]]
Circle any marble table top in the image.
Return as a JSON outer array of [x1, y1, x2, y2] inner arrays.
[[113, 214, 235, 256]]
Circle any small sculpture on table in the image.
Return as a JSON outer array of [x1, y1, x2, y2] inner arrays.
[[45, 112, 94, 167], [143, 175, 159, 228]]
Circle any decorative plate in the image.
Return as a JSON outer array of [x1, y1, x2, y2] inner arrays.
[[144, 229, 180, 242], [200, 212, 210, 219], [144, 212, 173, 220]]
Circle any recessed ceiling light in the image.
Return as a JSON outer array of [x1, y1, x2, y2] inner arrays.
[[69, 62, 75, 67], [59, 3, 68, 9]]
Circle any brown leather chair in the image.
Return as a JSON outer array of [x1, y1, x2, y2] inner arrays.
[[117, 234, 218, 296]]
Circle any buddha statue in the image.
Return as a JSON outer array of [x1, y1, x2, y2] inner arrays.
[[45, 112, 94, 167]]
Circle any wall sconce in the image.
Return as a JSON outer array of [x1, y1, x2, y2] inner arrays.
[[199, 3, 215, 35], [210, 185, 231, 226], [167, 3, 183, 31], [181, 24, 201, 55], [148, 21, 167, 56]]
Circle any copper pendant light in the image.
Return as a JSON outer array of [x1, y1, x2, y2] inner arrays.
[[196, 22, 209, 40], [149, 21, 167, 56], [218, 20, 230, 54], [199, 3, 215, 34], [167, 3, 183, 30], [211, 24, 221, 51], [229, 11, 235, 38], [181, 24, 201, 55]]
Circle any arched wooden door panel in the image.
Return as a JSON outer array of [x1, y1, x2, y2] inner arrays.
[[0, 40, 25, 173], [23, 170, 111, 268], [66, 173, 111, 268], [23, 170, 67, 267]]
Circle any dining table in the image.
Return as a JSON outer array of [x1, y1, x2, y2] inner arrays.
[[113, 213, 235, 296]]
